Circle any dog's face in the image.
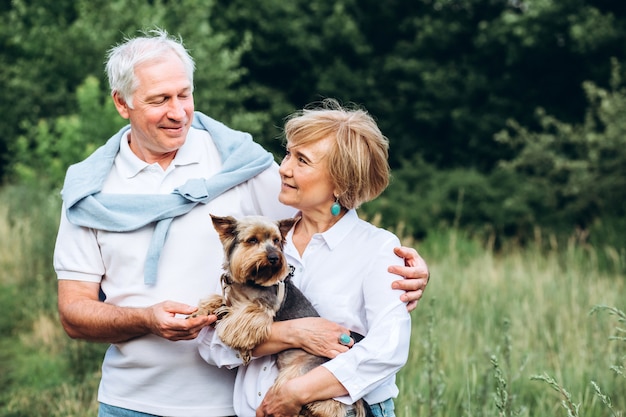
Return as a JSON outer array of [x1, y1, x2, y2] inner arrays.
[[211, 215, 297, 286]]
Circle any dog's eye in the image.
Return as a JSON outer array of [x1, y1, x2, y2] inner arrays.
[[273, 238, 281, 245], [247, 238, 258, 244]]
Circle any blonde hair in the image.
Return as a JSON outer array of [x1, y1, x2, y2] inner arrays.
[[284, 99, 390, 209]]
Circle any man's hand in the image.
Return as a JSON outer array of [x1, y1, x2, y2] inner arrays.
[[389, 246, 430, 312], [58, 280, 216, 343], [146, 301, 216, 341]]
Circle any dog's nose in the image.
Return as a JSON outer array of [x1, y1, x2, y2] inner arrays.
[[267, 253, 280, 264]]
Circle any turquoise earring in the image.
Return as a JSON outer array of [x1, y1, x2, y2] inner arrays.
[[330, 197, 341, 216]]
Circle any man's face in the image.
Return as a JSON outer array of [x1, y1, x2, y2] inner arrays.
[[113, 51, 194, 166]]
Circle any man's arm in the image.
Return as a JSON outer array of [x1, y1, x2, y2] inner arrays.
[[57, 280, 214, 343], [390, 246, 430, 312]]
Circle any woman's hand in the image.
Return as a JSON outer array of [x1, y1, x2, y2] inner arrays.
[[256, 380, 304, 417], [255, 317, 353, 359], [256, 367, 348, 417]]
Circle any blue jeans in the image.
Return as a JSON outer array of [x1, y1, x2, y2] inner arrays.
[[346, 398, 395, 417], [100, 399, 394, 417], [98, 403, 160, 417]]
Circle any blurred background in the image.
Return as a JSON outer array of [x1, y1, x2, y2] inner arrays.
[[1, 1, 625, 416], [2, 0, 626, 257]]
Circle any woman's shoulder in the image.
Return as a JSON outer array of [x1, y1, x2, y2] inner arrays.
[[353, 216, 401, 246]]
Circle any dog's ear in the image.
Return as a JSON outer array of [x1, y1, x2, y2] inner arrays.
[[277, 218, 297, 239], [210, 214, 238, 240]]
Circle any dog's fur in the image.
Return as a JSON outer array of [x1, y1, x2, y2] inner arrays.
[[194, 214, 371, 417]]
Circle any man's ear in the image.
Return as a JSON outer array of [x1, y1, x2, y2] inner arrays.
[[112, 91, 131, 120]]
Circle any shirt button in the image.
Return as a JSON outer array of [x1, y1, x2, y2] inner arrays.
[[258, 392, 262, 397]]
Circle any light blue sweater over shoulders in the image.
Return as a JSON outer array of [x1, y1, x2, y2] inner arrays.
[[60, 111, 274, 284]]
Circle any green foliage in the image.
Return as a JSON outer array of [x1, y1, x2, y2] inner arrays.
[[0, 185, 107, 417], [530, 374, 581, 417], [491, 319, 517, 417], [0, 0, 270, 182], [208, 0, 626, 171], [530, 305, 626, 417], [3, 0, 626, 254], [3, 0, 272, 190], [9, 76, 123, 189], [495, 58, 626, 256], [359, 57, 626, 262], [421, 299, 445, 416], [362, 155, 544, 246], [399, 227, 626, 416]]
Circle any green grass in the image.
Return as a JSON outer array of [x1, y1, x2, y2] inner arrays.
[[0, 186, 104, 417], [0, 185, 624, 416], [396, 230, 626, 416]]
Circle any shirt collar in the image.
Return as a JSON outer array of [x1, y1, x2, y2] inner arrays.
[[117, 127, 204, 178], [317, 209, 359, 250]]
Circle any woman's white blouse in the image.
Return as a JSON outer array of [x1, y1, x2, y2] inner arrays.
[[197, 209, 412, 417]]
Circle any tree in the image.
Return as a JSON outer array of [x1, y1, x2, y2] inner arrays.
[[208, 0, 626, 171], [2, 0, 269, 187], [496, 58, 626, 236]]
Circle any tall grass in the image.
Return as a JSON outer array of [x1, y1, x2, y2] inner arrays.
[[396, 229, 625, 416], [0, 185, 624, 416], [0, 186, 104, 417]]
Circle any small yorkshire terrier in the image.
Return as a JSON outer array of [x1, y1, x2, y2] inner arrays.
[[194, 214, 371, 417]]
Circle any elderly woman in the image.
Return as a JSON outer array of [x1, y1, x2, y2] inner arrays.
[[199, 99, 413, 417]]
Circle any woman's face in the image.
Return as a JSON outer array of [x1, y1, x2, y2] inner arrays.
[[278, 136, 336, 214]]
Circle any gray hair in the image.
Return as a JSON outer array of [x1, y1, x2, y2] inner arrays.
[[105, 28, 195, 108]]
